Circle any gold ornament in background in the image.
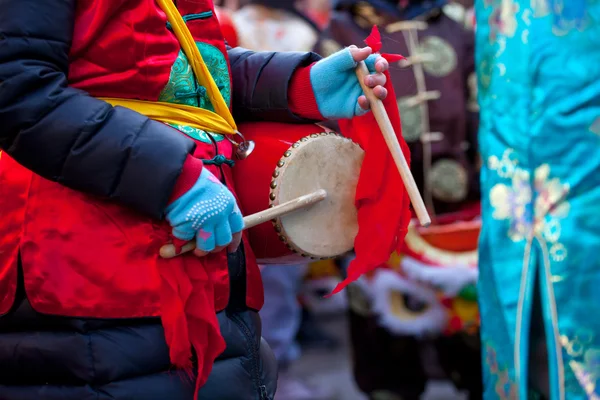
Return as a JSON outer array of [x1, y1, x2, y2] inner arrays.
[[397, 96, 423, 142], [320, 39, 343, 57], [430, 159, 469, 202], [354, 2, 385, 29], [417, 36, 457, 77]]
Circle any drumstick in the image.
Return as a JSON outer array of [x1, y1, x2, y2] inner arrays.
[[159, 189, 328, 259], [355, 60, 431, 227]]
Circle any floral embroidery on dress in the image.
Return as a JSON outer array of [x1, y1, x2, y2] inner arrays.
[[488, 0, 520, 42], [486, 343, 518, 399], [547, 0, 590, 36], [483, 0, 501, 9], [488, 149, 570, 262], [560, 330, 600, 398], [478, 58, 494, 92], [530, 0, 550, 18]]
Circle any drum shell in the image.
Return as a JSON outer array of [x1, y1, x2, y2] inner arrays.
[[233, 122, 330, 264]]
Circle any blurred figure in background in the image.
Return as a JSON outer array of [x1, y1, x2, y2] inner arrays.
[[233, 0, 322, 52], [300, 0, 334, 28], [316, 0, 479, 216], [214, 0, 241, 10], [214, 5, 239, 46], [261, 264, 336, 400], [315, 1, 482, 399], [443, 0, 475, 29]]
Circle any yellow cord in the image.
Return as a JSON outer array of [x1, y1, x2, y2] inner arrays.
[[101, 0, 237, 136]]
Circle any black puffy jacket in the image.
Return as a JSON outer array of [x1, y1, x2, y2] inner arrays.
[[0, 251, 278, 400]]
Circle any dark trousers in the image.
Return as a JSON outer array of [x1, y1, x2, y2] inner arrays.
[[0, 247, 277, 400]]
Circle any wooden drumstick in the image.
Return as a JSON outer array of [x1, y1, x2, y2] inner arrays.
[[355, 61, 431, 227], [159, 189, 328, 259]]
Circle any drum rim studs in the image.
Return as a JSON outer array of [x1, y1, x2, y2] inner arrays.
[[266, 132, 357, 261]]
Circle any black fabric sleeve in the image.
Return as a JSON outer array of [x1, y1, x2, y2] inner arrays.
[[0, 0, 197, 218], [227, 46, 322, 122]]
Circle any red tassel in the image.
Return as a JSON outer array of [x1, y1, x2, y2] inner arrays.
[[364, 26, 406, 64], [381, 53, 406, 63], [158, 254, 226, 400], [364, 26, 382, 52], [326, 27, 412, 297]]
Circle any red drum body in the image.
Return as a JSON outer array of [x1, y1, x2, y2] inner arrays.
[[233, 122, 364, 265]]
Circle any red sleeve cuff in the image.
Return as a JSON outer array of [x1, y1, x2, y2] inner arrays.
[[288, 63, 324, 121], [169, 155, 204, 204]]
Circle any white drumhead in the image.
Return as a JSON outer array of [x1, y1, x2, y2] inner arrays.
[[270, 133, 364, 259]]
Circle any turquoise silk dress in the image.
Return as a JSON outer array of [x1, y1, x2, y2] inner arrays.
[[476, 0, 600, 399]]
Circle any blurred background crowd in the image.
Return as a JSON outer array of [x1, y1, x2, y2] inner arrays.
[[211, 1, 481, 399]]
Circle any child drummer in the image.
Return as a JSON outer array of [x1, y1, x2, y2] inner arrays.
[[0, 0, 391, 398]]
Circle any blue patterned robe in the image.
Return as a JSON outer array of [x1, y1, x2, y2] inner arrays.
[[476, 0, 600, 399]]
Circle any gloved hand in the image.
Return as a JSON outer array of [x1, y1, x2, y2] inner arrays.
[[166, 168, 244, 256], [310, 46, 389, 120]]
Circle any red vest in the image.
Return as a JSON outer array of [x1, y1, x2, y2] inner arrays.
[[0, 0, 263, 318]]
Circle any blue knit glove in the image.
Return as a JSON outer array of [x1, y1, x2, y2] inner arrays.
[[165, 168, 244, 252], [310, 49, 377, 120]]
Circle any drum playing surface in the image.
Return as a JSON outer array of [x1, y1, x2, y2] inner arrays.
[[270, 132, 364, 259]]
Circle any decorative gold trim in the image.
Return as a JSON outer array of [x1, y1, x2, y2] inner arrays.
[[404, 223, 478, 265], [538, 235, 565, 400], [429, 159, 469, 203], [515, 237, 533, 399], [417, 36, 458, 78], [268, 132, 358, 260]]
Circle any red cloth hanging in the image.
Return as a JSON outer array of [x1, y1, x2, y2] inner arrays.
[[329, 26, 412, 295]]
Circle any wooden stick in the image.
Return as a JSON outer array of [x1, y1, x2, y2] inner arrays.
[[355, 60, 431, 226], [159, 189, 328, 259]]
